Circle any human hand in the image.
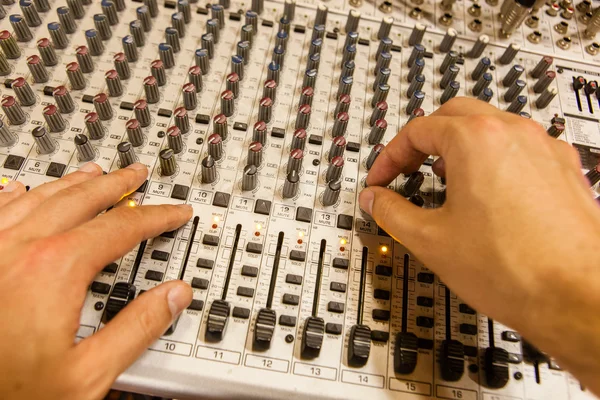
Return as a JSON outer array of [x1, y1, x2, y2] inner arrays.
[[0, 163, 193, 400], [359, 97, 600, 394]]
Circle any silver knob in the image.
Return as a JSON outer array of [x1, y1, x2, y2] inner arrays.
[[74, 134, 95, 162], [287, 148, 304, 174], [159, 148, 177, 177], [242, 164, 258, 191], [174, 107, 190, 134], [322, 180, 341, 206], [126, 119, 145, 147], [43, 105, 66, 132], [201, 155, 217, 184], [84, 112, 105, 140], [32, 126, 55, 154], [282, 170, 299, 199], [207, 133, 224, 160], [213, 114, 228, 140], [326, 156, 344, 183]]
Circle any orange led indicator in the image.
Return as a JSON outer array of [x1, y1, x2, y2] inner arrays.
[[127, 200, 136, 207], [212, 224, 218, 229], [1, 177, 8, 185]]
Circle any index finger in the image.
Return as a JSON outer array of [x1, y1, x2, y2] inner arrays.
[[430, 97, 505, 117], [366, 115, 459, 187]]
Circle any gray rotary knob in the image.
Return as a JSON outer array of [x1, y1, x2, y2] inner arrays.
[[189, 66, 204, 92], [253, 121, 267, 145], [372, 83, 390, 107], [408, 108, 425, 123], [282, 170, 299, 199], [75, 46, 94, 73], [57, 7, 76, 34], [37, 38, 58, 66], [408, 23, 426, 46], [165, 27, 181, 53], [12, 77, 36, 106], [53, 86, 75, 114], [471, 57, 491, 80], [93, 93, 113, 121], [439, 28, 457, 53], [370, 101, 388, 126], [264, 79, 277, 103], [345, 9, 360, 33], [440, 64, 459, 89], [326, 156, 344, 183], [406, 91, 425, 115], [287, 148, 304, 174], [329, 136, 346, 162], [242, 164, 258, 191], [473, 73, 492, 96], [26, 55, 48, 83], [332, 112, 349, 137], [201, 155, 217, 184], [291, 128, 307, 151], [502, 65, 524, 87], [122, 36, 138, 63], [129, 20, 145, 46], [406, 74, 425, 98], [499, 43, 520, 64], [300, 86, 313, 107], [207, 133, 223, 160], [138, 6, 153, 31], [398, 171, 425, 197], [94, 14, 112, 41], [195, 49, 209, 74], [441, 81, 460, 104], [75, 134, 95, 162], [530, 56, 553, 79], [32, 126, 55, 154], [258, 97, 273, 123], [167, 126, 183, 154], [303, 69, 317, 88], [43, 105, 66, 132], [439, 50, 458, 74], [536, 87, 558, 109], [504, 79, 526, 102], [295, 104, 311, 130], [248, 141, 263, 167], [245, 10, 258, 32], [228, 73, 241, 98], [211, 5, 225, 29], [1, 96, 25, 125], [221, 90, 234, 117], [9, 14, 32, 42], [368, 119, 387, 145], [126, 119, 144, 147], [0, 119, 16, 147], [182, 83, 197, 110], [407, 44, 424, 68], [366, 144, 384, 170], [506, 95, 527, 114], [284, 0, 296, 20], [533, 71, 556, 94], [85, 29, 104, 56], [143, 76, 160, 104], [213, 114, 228, 140], [334, 94, 351, 116], [159, 148, 177, 177], [468, 34, 488, 58], [0, 30, 21, 59], [174, 107, 190, 134], [158, 43, 175, 69], [113, 52, 131, 79], [151, 60, 166, 86], [105, 70, 123, 97], [66, 62, 86, 90], [323, 180, 341, 206], [315, 3, 328, 26], [547, 121, 565, 138], [134, 100, 151, 127], [478, 87, 493, 103], [84, 112, 105, 140]]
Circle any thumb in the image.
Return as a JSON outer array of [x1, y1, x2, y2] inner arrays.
[[73, 280, 192, 391], [359, 186, 436, 251]]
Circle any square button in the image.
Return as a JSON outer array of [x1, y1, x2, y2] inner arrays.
[[246, 242, 263, 254], [241, 265, 258, 277], [417, 272, 434, 284], [254, 199, 271, 215], [46, 162, 66, 178], [279, 314, 296, 327], [372, 309, 390, 321], [102, 263, 118, 274], [330, 282, 346, 293], [282, 293, 299, 305], [145, 270, 164, 281], [325, 323, 342, 335], [151, 250, 170, 262], [371, 330, 389, 342], [237, 286, 255, 297], [373, 289, 390, 300], [3, 154, 25, 170], [332, 258, 349, 269], [416, 316, 434, 328], [191, 277, 209, 289], [171, 184, 190, 200], [295, 207, 312, 223], [212, 191, 230, 207], [202, 234, 219, 246], [90, 281, 111, 294], [188, 299, 204, 311], [417, 296, 433, 307], [289, 250, 306, 261], [375, 265, 392, 277], [327, 301, 344, 313], [232, 307, 250, 319], [336, 214, 353, 230], [196, 258, 214, 269], [502, 331, 520, 342]]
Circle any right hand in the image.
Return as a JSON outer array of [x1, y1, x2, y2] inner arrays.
[[359, 97, 600, 394]]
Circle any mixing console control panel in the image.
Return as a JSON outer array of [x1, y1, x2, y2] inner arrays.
[[0, 0, 599, 399]]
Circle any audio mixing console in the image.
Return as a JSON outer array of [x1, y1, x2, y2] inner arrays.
[[0, 0, 599, 399]]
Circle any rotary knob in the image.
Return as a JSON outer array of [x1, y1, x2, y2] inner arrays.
[[84, 112, 105, 140], [66, 62, 86, 90], [182, 83, 197, 110], [242, 164, 258, 191], [332, 112, 349, 137], [134, 99, 151, 127], [75, 134, 95, 162], [329, 136, 346, 162], [295, 104, 311, 130], [26, 55, 48, 83], [326, 156, 344, 183], [368, 119, 388, 145], [398, 171, 425, 197], [12, 77, 36, 106], [43, 104, 66, 132], [322, 180, 341, 206], [201, 155, 217, 184], [1, 96, 26, 125], [159, 148, 177, 177], [207, 133, 224, 160], [167, 126, 183, 154], [53, 86, 75, 114], [126, 119, 144, 147], [282, 170, 299, 199], [143, 76, 160, 104], [366, 144, 384, 170], [93, 93, 113, 120], [174, 107, 190, 134], [151, 60, 167, 86], [221, 90, 234, 117], [253, 121, 267, 145], [32, 126, 55, 154], [213, 114, 228, 140], [287, 148, 304, 174], [258, 97, 273, 123], [247, 141, 263, 166], [0, 119, 16, 147], [291, 128, 307, 151]]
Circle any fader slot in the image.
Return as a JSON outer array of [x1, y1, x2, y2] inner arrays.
[[347, 246, 371, 367], [440, 285, 465, 382], [394, 253, 419, 374], [484, 318, 510, 388], [300, 239, 326, 359]]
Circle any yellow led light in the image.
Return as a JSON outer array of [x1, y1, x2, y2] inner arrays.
[[256, 223, 262, 230], [298, 232, 304, 237], [127, 200, 136, 207], [340, 239, 347, 245], [1, 177, 8, 185], [213, 216, 220, 222], [381, 246, 388, 253]]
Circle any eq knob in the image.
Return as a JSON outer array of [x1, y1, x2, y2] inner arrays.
[[93, 93, 113, 120], [12, 77, 36, 106], [291, 128, 307, 151], [134, 100, 151, 127], [322, 180, 341, 206], [253, 121, 267, 145], [201, 155, 217, 184], [213, 113, 228, 140], [282, 170, 300, 198], [159, 148, 177, 177], [295, 104, 311, 130], [74, 134, 95, 162], [332, 112, 349, 137], [53, 86, 75, 114], [398, 171, 425, 197], [368, 119, 388, 145], [329, 136, 346, 162], [242, 164, 258, 191]]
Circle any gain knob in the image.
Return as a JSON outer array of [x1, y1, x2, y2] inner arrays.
[[32, 126, 55, 154], [159, 148, 178, 177], [322, 180, 341, 206], [201, 155, 217, 184], [242, 164, 258, 191], [282, 170, 299, 199], [74, 134, 95, 162]]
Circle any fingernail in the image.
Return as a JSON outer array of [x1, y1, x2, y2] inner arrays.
[[126, 162, 147, 171], [167, 285, 189, 318], [1, 181, 19, 192], [79, 162, 99, 173], [359, 189, 374, 215]]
